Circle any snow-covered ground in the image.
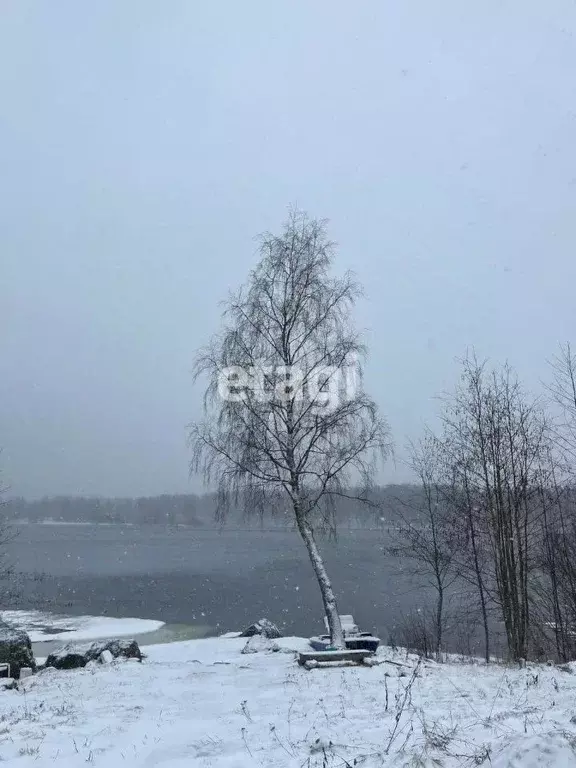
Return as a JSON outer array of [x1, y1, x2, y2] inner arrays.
[[2, 635, 576, 767], [0, 610, 164, 643]]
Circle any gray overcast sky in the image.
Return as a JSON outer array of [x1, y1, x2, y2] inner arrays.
[[1, 1, 575, 499]]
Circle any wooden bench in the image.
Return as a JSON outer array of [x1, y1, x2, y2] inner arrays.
[[298, 649, 374, 669]]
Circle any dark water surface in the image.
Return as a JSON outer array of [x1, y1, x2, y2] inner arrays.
[[9, 524, 428, 641]]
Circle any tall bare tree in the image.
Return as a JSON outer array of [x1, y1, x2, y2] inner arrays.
[[534, 343, 576, 661], [535, 346, 576, 660], [441, 355, 548, 660], [452, 471, 493, 663], [189, 209, 390, 647], [547, 342, 576, 469]]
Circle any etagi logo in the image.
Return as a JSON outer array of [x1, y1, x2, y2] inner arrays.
[[217, 363, 359, 415]]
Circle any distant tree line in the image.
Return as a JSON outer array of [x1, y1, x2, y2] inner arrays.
[[6, 494, 207, 527], [5, 485, 421, 528]]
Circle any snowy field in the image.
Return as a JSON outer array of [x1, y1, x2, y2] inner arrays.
[[2, 636, 576, 767]]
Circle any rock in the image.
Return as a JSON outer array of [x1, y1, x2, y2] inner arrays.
[[240, 619, 281, 639], [0, 622, 36, 680], [99, 650, 113, 665], [100, 639, 142, 661], [241, 635, 280, 654], [46, 638, 142, 671], [45, 647, 89, 670]]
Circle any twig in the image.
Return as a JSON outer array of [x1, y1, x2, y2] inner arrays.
[[384, 659, 421, 754]]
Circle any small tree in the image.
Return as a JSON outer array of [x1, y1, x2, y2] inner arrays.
[[189, 209, 389, 647]]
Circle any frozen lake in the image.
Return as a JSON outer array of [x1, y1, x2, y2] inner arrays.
[[8, 523, 428, 641]]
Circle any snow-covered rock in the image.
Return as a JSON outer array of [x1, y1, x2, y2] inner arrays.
[[45, 638, 142, 670], [241, 634, 280, 654], [99, 650, 113, 665], [0, 622, 36, 679], [100, 638, 143, 661], [45, 647, 87, 670], [240, 618, 282, 639]]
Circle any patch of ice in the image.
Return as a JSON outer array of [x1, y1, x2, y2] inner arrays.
[[0, 610, 164, 643]]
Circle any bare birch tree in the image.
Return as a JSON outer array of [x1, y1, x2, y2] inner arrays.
[[189, 209, 390, 647]]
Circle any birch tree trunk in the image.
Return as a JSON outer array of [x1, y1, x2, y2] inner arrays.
[[295, 511, 345, 649]]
